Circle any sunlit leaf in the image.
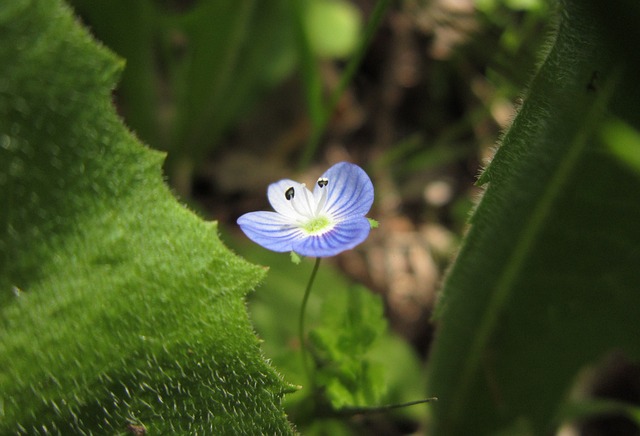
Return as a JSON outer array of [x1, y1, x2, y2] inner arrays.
[[0, 1, 292, 433]]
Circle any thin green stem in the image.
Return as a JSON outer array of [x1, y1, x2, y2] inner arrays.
[[298, 257, 322, 383], [336, 397, 439, 416]]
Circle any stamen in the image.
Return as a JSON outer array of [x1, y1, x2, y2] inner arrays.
[[285, 186, 295, 200], [300, 184, 315, 217], [315, 179, 330, 215], [287, 184, 314, 218]]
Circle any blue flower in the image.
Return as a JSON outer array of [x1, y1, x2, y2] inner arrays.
[[237, 162, 374, 257]]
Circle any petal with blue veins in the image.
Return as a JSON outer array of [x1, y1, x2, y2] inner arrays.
[[237, 211, 305, 252], [318, 162, 374, 221], [292, 217, 371, 257]]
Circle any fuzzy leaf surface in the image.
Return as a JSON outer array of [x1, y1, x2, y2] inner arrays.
[[427, 1, 640, 434], [0, 1, 292, 433]]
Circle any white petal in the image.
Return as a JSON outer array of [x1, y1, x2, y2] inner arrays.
[[267, 179, 306, 220]]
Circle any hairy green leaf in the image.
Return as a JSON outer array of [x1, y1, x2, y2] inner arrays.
[[427, 1, 640, 434], [0, 1, 292, 433]]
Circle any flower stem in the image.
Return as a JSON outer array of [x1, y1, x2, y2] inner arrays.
[[298, 257, 321, 384], [336, 397, 439, 416]]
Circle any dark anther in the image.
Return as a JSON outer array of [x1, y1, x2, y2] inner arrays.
[[317, 178, 329, 188], [285, 186, 295, 200]]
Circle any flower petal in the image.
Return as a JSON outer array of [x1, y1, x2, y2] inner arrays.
[[267, 179, 315, 220], [316, 162, 374, 220], [292, 216, 371, 257], [237, 211, 305, 252]]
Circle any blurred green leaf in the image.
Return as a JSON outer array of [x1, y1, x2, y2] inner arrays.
[[305, 0, 362, 59], [601, 119, 640, 177], [476, 0, 548, 13], [68, 0, 296, 163], [0, 1, 292, 433], [427, 1, 640, 434], [298, 0, 390, 169], [559, 398, 640, 428]]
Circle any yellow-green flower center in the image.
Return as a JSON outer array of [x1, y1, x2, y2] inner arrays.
[[302, 215, 332, 234]]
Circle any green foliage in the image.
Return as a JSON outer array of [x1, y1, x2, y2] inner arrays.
[[67, 0, 363, 175], [67, 0, 296, 164], [427, 0, 640, 434], [233, 240, 426, 432], [0, 1, 292, 433], [474, 0, 553, 96], [310, 285, 387, 409]]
